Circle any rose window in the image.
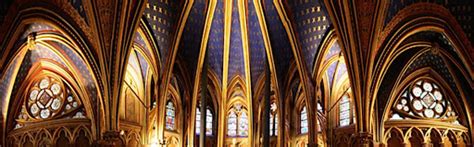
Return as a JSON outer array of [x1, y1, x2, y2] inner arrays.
[[391, 79, 459, 121], [18, 76, 82, 121]]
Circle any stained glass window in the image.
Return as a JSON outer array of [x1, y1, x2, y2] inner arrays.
[[165, 101, 176, 130], [206, 109, 213, 135], [227, 104, 249, 137], [196, 108, 201, 134], [270, 102, 278, 136], [29, 77, 63, 119], [227, 110, 237, 136], [274, 114, 278, 135], [339, 95, 350, 126], [239, 112, 249, 136], [317, 102, 322, 132], [23, 77, 82, 120], [301, 106, 308, 134], [390, 79, 460, 124], [196, 108, 213, 135], [270, 114, 274, 136], [16, 76, 84, 129]]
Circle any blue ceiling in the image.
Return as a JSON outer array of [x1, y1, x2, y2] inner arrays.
[[134, 31, 147, 50], [0, 53, 21, 106], [177, 0, 208, 90], [262, 0, 294, 91], [289, 0, 331, 73], [136, 50, 149, 80], [322, 41, 348, 91], [325, 42, 341, 87], [207, 0, 224, 83], [324, 40, 340, 61], [1, 23, 64, 104], [228, 0, 246, 82], [144, 0, 181, 65], [248, 0, 267, 90], [47, 41, 99, 100], [385, 0, 474, 43], [326, 61, 337, 87]]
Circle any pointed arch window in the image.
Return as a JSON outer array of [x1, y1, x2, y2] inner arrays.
[[339, 95, 351, 126], [300, 106, 308, 134], [165, 100, 176, 130], [389, 79, 460, 124], [227, 110, 238, 136], [196, 107, 213, 135], [270, 102, 278, 136], [227, 104, 249, 137]]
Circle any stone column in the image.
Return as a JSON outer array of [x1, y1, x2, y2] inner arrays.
[[199, 53, 208, 147], [262, 59, 271, 147]]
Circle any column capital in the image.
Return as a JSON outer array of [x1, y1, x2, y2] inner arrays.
[[353, 132, 374, 147], [96, 130, 123, 147]]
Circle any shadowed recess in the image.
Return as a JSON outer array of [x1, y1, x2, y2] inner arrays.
[[0, 0, 14, 24], [385, 0, 474, 43]]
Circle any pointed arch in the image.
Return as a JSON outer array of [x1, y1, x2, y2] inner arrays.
[[382, 67, 470, 145], [0, 19, 101, 146], [374, 4, 474, 141], [384, 67, 469, 126], [226, 80, 250, 138]]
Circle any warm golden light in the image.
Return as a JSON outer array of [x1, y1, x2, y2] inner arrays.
[[149, 141, 158, 147], [27, 33, 37, 50]]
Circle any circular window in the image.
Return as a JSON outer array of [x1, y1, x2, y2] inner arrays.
[[393, 79, 457, 119], [27, 77, 66, 119]]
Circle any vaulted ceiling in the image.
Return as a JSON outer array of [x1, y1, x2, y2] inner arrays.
[[140, 0, 333, 98], [0, 0, 472, 104], [138, 0, 473, 99]]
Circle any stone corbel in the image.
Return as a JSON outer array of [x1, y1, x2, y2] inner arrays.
[[96, 130, 124, 147]]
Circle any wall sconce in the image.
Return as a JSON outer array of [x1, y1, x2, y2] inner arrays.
[[27, 33, 37, 50]]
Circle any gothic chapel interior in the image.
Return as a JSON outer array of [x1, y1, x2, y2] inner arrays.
[[0, 0, 473, 146]]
